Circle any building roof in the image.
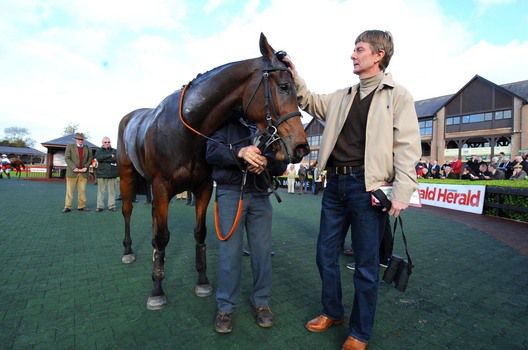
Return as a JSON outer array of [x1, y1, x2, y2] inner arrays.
[[0, 146, 46, 156], [415, 75, 528, 119], [415, 95, 452, 118], [41, 133, 98, 149], [500, 79, 528, 101]]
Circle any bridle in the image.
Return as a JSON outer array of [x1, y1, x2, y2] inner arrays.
[[243, 66, 301, 157]]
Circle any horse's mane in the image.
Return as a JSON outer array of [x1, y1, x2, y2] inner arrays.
[[191, 58, 259, 86]]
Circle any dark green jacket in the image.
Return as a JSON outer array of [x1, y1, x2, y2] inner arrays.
[[65, 144, 92, 178], [94, 147, 118, 178]]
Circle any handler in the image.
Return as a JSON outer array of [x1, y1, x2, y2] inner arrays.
[[206, 112, 287, 334]]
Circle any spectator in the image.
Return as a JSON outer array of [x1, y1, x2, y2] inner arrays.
[[442, 165, 458, 179], [476, 162, 492, 180], [429, 160, 440, 174], [206, 114, 287, 334], [450, 158, 463, 176], [307, 161, 317, 193], [63, 133, 92, 212], [513, 155, 528, 174], [460, 165, 478, 180], [427, 167, 441, 179], [510, 164, 527, 180], [287, 163, 296, 194], [0, 154, 11, 179], [488, 163, 505, 180], [499, 157, 513, 179], [94, 137, 118, 212], [297, 164, 307, 193], [466, 155, 480, 175], [186, 190, 195, 206]]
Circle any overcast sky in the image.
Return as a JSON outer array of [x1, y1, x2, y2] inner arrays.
[[1, 0, 527, 151]]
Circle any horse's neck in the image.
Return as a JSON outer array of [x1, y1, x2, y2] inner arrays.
[[183, 59, 259, 134]]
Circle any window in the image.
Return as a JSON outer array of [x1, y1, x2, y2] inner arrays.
[[419, 120, 433, 136], [307, 135, 321, 147], [494, 109, 512, 120]]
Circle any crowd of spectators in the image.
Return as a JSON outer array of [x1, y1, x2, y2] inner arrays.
[[415, 152, 528, 181]]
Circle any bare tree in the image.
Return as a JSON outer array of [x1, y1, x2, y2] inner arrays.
[[1, 127, 35, 147], [63, 123, 79, 135]]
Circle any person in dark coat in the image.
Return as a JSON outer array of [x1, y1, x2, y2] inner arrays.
[[207, 113, 287, 334], [94, 137, 118, 212]]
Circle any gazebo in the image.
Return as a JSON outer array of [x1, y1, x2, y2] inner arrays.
[[41, 134, 98, 178]]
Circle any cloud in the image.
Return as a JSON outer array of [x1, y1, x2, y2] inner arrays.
[[1, 0, 527, 151]]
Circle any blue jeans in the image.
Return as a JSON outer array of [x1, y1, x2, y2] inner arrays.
[[215, 188, 273, 314], [317, 172, 385, 342]]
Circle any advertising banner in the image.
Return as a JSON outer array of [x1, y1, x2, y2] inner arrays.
[[418, 183, 486, 214]]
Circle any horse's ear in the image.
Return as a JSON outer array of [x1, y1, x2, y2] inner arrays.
[[259, 32, 275, 59]]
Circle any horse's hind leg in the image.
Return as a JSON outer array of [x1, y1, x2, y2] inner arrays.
[[146, 182, 171, 310], [193, 180, 214, 297], [119, 164, 136, 264]]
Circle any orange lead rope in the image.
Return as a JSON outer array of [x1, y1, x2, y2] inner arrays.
[[214, 194, 244, 241], [214, 171, 247, 241]]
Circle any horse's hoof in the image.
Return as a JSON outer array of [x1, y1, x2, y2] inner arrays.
[[121, 254, 136, 264], [146, 295, 167, 310], [195, 284, 213, 297]]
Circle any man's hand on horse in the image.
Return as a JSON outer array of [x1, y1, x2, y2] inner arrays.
[[238, 145, 267, 173], [281, 56, 298, 78]]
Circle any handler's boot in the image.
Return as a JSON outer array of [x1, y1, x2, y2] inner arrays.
[[342, 336, 368, 350]]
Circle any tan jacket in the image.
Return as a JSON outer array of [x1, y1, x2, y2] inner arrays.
[[295, 72, 421, 203]]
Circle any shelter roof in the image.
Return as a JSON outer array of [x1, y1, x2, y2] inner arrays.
[[0, 146, 45, 156], [41, 134, 98, 149]]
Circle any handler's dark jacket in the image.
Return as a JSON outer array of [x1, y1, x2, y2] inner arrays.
[[94, 146, 118, 178], [206, 117, 287, 193]]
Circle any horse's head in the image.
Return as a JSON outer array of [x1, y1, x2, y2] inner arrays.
[[243, 33, 310, 164]]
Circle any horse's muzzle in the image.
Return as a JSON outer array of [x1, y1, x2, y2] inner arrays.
[[292, 143, 310, 164]]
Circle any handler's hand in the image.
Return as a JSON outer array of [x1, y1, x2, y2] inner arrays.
[[238, 145, 267, 173], [281, 56, 298, 78], [389, 199, 408, 218]]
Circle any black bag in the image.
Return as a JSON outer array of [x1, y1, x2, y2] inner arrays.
[[382, 217, 413, 292]]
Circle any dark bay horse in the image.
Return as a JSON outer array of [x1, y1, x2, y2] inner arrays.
[[117, 33, 310, 310], [10, 158, 25, 178]]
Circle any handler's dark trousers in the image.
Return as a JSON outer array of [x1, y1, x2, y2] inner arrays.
[[317, 171, 385, 342]]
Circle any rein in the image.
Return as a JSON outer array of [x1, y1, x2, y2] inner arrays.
[[178, 66, 300, 241]]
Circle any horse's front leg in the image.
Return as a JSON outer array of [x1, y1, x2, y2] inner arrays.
[[193, 180, 214, 297], [147, 188, 170, 310]]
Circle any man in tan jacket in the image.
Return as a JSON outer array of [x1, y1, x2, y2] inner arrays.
[[284, 30, 421, 350], [63, 132, 93, 212]]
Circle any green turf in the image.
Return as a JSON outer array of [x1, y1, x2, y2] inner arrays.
[[0, 179, 527, 349]]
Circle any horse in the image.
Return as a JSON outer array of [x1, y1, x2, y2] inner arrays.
[[10, 158, 26, 178], [117, 33, 310, 310]]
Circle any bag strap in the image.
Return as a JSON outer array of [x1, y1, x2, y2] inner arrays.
[[392, 216, 413, 270]]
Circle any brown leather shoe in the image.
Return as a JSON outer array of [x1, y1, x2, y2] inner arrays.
[[305, 314, 344, 333], [342, 336, 368, 350]]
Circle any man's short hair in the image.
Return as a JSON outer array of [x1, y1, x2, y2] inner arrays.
[[355, 30, 394, 71]]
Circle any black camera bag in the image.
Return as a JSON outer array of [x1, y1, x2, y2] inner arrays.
[[383, 216, 413, 292]]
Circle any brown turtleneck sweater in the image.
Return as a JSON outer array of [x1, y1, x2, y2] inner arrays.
[[328, 72, 383, 167]]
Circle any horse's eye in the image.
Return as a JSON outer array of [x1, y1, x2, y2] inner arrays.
[[278, 83, 290, 94]]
